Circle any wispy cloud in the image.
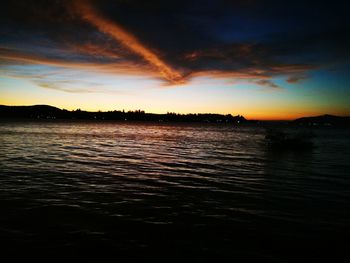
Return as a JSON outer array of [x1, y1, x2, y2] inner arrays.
[[0, 62, 131, 94], [255, 79, 281, 89], [286, 75, 308, 84], [72, 0, 184, 84], [37, 82, 91, 93], [67, 42, 122, 59], [36, 81, 124, 94], [0, 47, 156, 77]]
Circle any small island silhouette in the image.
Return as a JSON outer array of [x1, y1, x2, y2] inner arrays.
[[294, 114, 350, 126]]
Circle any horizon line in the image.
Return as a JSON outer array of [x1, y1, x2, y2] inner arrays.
[[1, 104, 348, 122]]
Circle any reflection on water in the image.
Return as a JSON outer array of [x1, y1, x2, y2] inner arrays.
[[0, 120, 349, 261]]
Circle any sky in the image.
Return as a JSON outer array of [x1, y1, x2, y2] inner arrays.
[[1, 0, 350, 120]]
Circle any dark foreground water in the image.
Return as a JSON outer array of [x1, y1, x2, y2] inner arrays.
[[0, 120, 349, 261]]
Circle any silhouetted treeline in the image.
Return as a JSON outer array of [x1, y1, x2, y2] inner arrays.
[[0, 105, 247, 123]]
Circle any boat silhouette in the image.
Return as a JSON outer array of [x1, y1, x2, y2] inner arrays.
[[265, 129, 314, 150]]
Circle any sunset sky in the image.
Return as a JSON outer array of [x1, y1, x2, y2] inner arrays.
[[1, 0, 349, 120]]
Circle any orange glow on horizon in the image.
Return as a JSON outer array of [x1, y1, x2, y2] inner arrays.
[[1, 97, 345, 121]]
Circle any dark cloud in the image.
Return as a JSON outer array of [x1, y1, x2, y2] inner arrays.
[[0, 0, 349, 87]]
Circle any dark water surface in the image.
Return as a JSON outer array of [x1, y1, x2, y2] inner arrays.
[[0, 120, 349, 261]]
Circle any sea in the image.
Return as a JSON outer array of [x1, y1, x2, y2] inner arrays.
[[0, 120, 349, 261]]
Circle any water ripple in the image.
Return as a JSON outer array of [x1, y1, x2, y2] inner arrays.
[[0, 121, 350, 259]]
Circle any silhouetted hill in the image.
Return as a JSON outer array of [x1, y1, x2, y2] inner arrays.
[[294, 114, 350, 126], [0, 105, 65, 119], [0, 105, 247, 123]]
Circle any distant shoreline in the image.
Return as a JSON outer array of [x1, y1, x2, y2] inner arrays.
[[1, 105, 349, 126], [0, 105, 247, 124]]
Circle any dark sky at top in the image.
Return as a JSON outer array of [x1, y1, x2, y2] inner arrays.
[[1, 0, 349, 81]]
